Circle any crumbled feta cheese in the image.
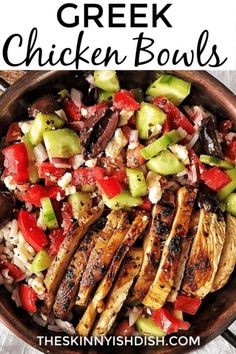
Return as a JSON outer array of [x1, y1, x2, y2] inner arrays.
[[65, 185, 76, 196], [105, 128, 128, 158], [146, 171, 162, 204], [85, 158, 97, 168], [4, 176, 17, 191], [81, 108, 88, 117], [149, 123, 162, 138], [58, 172, 72, 189], [169, 144, 190, 165], [118, 110, 134, 127], [177, 168, 188, 177], [56, 192, 62, 201], [18, 121, 32, 134]]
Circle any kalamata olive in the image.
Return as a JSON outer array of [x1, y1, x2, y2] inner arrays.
[[200, 117, 224, 159], [198, 192, 218, 213], [28, 94, 62, 117], [0, 191, 15, 228], [80, 103, 119, 158]]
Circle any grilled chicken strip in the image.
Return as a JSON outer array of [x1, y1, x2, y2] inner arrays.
[[53, 219, 106, 319], [167, 211, 200, 302], [142, 187, 197, 309], [92, 248, 143, 336], [76, 213, 149, 336], [211, 213, 236, 292], [128, 191, 176, 304], [181, 210, 225, 298], [76, 210, 128, 307], [42, 205, 104, 314]]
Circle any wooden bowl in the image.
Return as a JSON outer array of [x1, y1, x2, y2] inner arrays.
[[0, 70, 235, 353]]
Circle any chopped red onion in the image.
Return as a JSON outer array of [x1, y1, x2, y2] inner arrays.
[[128, 307, 143, 327], [71, 88, 83, 108], [85, 74, 95, 86], [176, 127, 188, 139], [129, 130, 139, 145], [70, 154, 85, 169], [187, 131, 200, 148], [54, 109, 68, 121], [34, 143, 48, 164], [188, 165, 197, 184], [225, 132, 236, 142], [12, 287, 22, 308], [69, 121, 84, 131], [51, 158, 71, 169]]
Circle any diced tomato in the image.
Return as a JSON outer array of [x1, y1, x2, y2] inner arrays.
[[139, 197, 152, 211], [187, 148, 207, 184], [18, 209, 48, 252], [121, 126, 132, 141], [115, 320, 135, 337], [61, 202, 73, 235], [112, 169, 127, 186], [86, 101, 109, 119], [63, 98, 82, 121], [5, 122, 21, 142], [126, 144, 146, 168], [48, 229, 65, 257], [225, 141, 236, 161], [152, 308, 190, 334], [162, 115, 172, 134], [2, 143, 29, 183], [175, 295, 202, 315], [22, 185, 64, 207], [6, 262, 24, 281], [153, 96, 195, 135], [72, 167, 106, 186], [19, 284, 38, 313], [201, 167, 231, 191], [97, 176, 123, 199], [113, 90, 140, 111], [39, 162, 66, 186], [218, 120, 233, 135]]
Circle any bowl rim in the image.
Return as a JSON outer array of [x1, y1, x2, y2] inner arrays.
[[0, 70, 236, 354]]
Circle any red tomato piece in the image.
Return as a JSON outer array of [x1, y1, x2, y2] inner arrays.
[[113, 90, 140, 111], [39, 162, 66, 186], [61, 202, 73, 235], [72, 167, 106, 186], [97, 176, 123, 199], [111, 169, 127, 187], [115, 320, 135, 337], [18, 209, 48, 252], [152, 308, 190, 334], [175, 295, 202, 315], [153, 96, 195, 135], [139, 197, 152, 211], [6, 262, 24, 281], [162, 115, 172, 134], [63, 98, 82, 121], [201, 167, 231, 191], [48, 229, 65, 257], [2, 143, 29, 183], [19, 284, 38, 313], [225, 141, 236, 161], [126, 144, 146, 168], [5, 122, 21, 142], [22, 185, 64, 207]]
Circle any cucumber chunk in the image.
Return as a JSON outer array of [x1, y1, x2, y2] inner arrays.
[[102, 190, 142, 210], [41, 197, 58, 230], [43, 128, 81, 158], [31, 249, 53, 273], [23, 133, 39, 183], [136, 317, 166, 337], [146, 75, 191, 106], [127, 168, 148, 197], [147, 150, 185, 175], [141, 130, 183, 159], [29, 113, 65, 145], [200, 155, 234, 169], [137, 102, 166, 140], [225, 193, 236, 216], [94, 70, 120, 92], [68, 192, 92, 220]]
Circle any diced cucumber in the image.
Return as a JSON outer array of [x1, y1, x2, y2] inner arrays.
[[147, 150, 185, 175], [81, 184, 96, 192], [68, 192, 92, 220], [41, 197, 58, 230], [102, 190, 142, 210], [141, 130, 183, 159], [137, 102, 166, 140], [58, 89, 69, 98], [43, 128, 81, 158], [23, 133, 39, 183], [146, 75, 191, 106], [94, 70, 120, 92], [29, 113, 65, 145], [200, 155, 234, 169], [126, 168, 148, 198], [135, 317, 166, 337], [98, 91, 114, 103], [31, 249, 53, 273], [217, 169, 236, 200], [224, 193, 236, 216]]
